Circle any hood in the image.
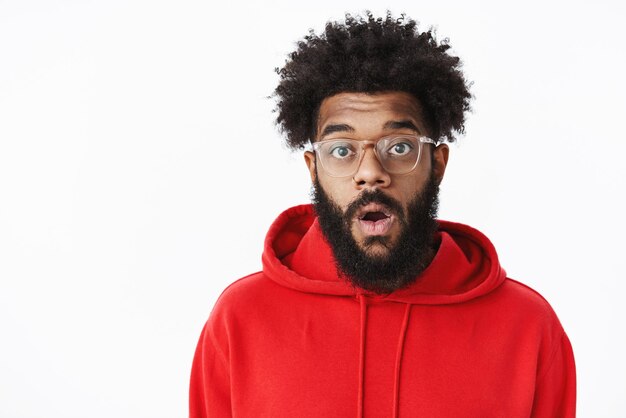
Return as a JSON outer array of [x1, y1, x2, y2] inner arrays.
[[262, 204, 506, 305]]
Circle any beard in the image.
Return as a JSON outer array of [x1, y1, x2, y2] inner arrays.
[[312, 173, 441, 295]]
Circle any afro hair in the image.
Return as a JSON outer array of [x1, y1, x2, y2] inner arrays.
[[273, 12, 472, 150]]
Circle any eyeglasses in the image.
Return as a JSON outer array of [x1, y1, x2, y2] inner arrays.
[[311, 135, 437, 178]]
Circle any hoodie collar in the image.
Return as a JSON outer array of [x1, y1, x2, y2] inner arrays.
[[262, 204, 506, 304]]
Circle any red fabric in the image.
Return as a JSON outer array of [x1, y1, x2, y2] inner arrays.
[[190, 205, 576, 417]]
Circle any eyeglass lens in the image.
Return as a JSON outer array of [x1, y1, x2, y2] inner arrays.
[[317, 137, 421, 176]]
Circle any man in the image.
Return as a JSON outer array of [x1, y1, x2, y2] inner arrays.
[[190, 12, 576, 417]]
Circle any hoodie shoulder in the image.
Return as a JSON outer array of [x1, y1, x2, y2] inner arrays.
[[499, 278, 561, 312], [494, 278, 566, 336], [212, 272, 275, 311]]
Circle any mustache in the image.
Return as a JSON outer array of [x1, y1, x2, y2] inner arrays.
[[344, 189, 406, 224]]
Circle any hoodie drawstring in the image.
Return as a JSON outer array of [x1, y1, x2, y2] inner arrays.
[[357, 294, 367, 418], [392, 303, 412, 418], [357, 297, 412, 418]]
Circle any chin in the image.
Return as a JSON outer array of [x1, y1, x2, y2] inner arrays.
[[362, 246, 392, 261], [356, 235, 394, 258]]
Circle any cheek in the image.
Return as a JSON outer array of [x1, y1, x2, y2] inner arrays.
[[398, 181, 420, 197], [333, 191, 356, 212], [318, 176, 356, 209], [394, 174, 429, 207]]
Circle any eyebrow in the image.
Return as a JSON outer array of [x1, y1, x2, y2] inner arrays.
[[319, 120, 422, 139], [383, 120, 422, 134], [320, 123, 354, 138]]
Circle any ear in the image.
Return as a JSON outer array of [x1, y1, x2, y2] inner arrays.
[[304, 151, 317, 182], [431, 144, 449, 185]]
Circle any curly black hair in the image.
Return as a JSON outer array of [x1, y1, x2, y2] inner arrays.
[[274, 12, 472, 150]]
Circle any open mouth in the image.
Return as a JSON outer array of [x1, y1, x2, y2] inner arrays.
[[355, 204, 394, 236], [360, 211, 390, 222]]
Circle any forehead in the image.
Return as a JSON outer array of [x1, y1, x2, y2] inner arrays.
[[316, 91, 427, 136]]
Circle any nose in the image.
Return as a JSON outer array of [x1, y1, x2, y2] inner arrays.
[[352, 148, 391, 188]]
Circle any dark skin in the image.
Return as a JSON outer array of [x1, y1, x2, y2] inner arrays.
[[304, 91, 449, 261]]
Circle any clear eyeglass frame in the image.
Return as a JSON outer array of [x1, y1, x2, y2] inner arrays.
[[311, 135, 437, 178]]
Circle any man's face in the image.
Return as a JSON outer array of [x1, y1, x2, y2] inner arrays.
[[304, 91, 450, 293], [305, 92, 448, 255]]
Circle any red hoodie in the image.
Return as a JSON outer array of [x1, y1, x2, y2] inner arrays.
[[190, 205, 576, 417]]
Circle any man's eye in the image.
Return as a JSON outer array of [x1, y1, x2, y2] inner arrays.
[[329, 146, 355, 159], [388, 142, 413, 156]]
